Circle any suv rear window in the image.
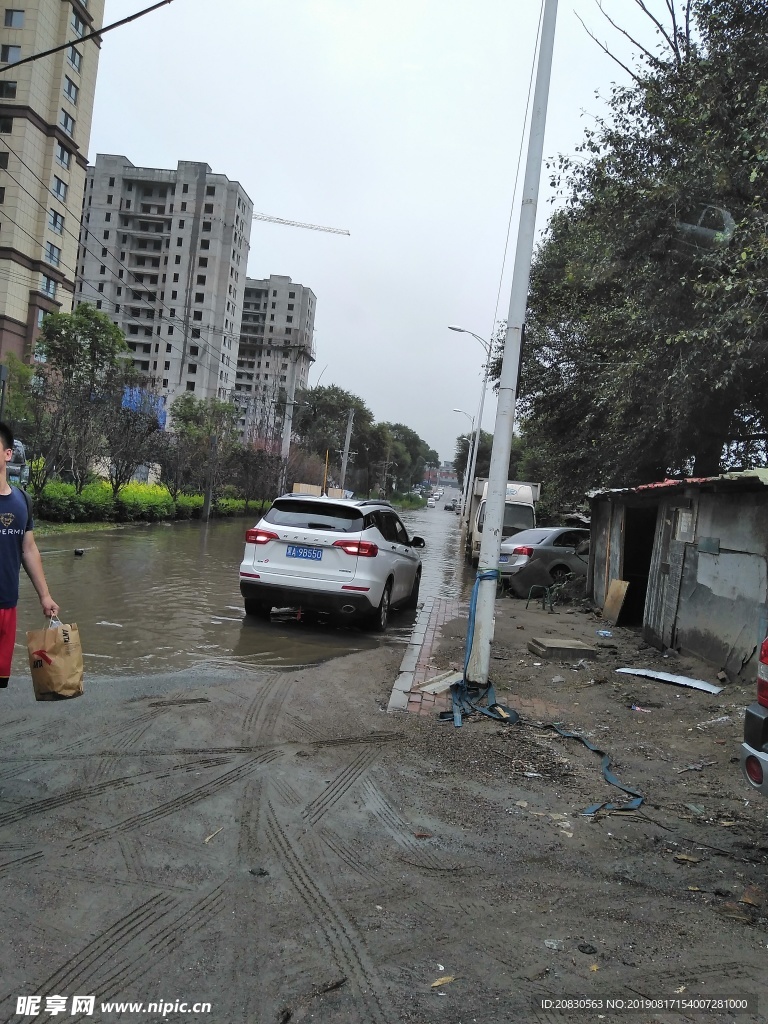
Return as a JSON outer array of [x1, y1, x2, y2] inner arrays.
[[264, 500, 364, 533]]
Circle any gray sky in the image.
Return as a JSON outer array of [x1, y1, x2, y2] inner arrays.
[[91, 1, 659, 462]]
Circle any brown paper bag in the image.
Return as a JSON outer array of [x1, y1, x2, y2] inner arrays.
[[26, 619, 84, 701]]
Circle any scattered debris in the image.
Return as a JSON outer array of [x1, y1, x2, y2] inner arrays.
[[696, 716, 730, 729], [631, 705, 653, 713], [716, 903, 751, 923], [578, 944, 597, 955], [418, 670, 463, 695], [596, 630, 613, 638], [589, 964, 599, 972], [684, 804, 706, 816], [312, 977, 347, 996], [673, 853, 701, 864], [717, 670, 728, 682], [552, 675, 566, 684], [739, 886, 764, 908], [203, 827, 223, 843], [431, 976, 456, 988], [676, 761, 716, 774], [413, 832, 433, 839], [249, 867, 269, 877], [615, 668, 723, 694], [544, 939, 564, 951]]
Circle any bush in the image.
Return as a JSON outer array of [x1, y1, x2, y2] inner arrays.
[[116, 483, 175, 522], [174, 493, 204, 519], [214, 497, 246, 517], [32, 481, 85, 522]]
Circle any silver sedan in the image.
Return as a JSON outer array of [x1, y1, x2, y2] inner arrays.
[[498, 527, 590, 582]]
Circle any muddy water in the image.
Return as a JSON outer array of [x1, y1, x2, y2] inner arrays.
[[13, 495, 468, 677]]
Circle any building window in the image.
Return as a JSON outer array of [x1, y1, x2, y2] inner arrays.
[[40, 274, 57, 298], [178, 219, 184, 228], [186, 381, 195, 391], [1, 44, 20, 63], [190, 345, 199, 356], [0, 80, 16, 98], [105, 211, 111, 222], [63, 76, 78, 104], [174, 255, 180, 264], [59, 110, 75, 136], [163, 360, 170, 370], [45, 242, 61, 266], [106, 194, 112, 204], [67, 45, 82, 72], [198, 257, 208, 267], [48, 209, 64, 234], [52, 176, 68, 201], [71, 11, 85, 37], [206, 185, 215, 196], [204, 203, 213, 214], [289, 291, 295, 298], [55, 143, 71, 169], [195, 292, 204, 303], [191, 329, 200, 339], [4, 9, 23, 27], [0, 152, 7, 169], [0, 116, 13, 133], [202, 222, 211, 232], [200, 239, 209, 250], [0, 186, 4, 203]]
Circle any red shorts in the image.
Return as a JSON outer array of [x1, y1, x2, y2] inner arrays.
[[0, 607, 17, 677]]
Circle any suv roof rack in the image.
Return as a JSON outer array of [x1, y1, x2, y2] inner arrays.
[[355, 499, 393, 507]]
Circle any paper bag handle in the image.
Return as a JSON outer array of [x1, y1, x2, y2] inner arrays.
[[48, 615, 62, 628]]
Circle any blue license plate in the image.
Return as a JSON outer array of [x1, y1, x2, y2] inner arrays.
[[499, 554, 509, 563], [286, 545, 323, 561]]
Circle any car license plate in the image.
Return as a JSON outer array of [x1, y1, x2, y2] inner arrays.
[[286, 545, 323, 561], [499, 554, 509, 563]]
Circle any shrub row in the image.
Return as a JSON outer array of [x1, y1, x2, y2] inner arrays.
[[31, 481, 267, 524]]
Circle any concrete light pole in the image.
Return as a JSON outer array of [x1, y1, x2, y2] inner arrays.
[[448, 326, 492, 519], [466, 0, 558, 685]]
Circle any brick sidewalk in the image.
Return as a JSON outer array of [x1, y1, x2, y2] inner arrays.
[[388, 597, 567, 721]]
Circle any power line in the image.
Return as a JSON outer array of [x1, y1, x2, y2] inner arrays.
[[0, 0, 175, 74]]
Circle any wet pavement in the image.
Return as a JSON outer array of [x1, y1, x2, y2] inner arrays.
[[13, 496, 469, 680]]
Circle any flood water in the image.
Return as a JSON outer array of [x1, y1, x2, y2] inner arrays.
[[13, 492, 470, 677]]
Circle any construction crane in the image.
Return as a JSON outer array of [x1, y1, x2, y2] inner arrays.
[[252, 212, 350, 235]]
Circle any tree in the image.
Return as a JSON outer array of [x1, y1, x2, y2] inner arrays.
[[380, 423, 439, 492], [28, 304, 131, 492], [103, 387, 163, 498], [504, 0, 768, 510], [166, 393, 240, 498], [453, 430, 527, 487]]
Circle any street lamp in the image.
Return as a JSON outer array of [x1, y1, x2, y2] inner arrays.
[[452, 408, 474, 515], [448, 326, 492, 518]]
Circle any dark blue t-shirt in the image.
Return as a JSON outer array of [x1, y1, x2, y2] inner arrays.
[[0, 487, 33, 609]]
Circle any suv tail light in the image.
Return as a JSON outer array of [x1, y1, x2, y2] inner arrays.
[[512, 546, 535, 557], [245, 529, 279, 545], [333, 540, 379, 557], [757, 636, 768, 708], [745, 754, 764, 785]]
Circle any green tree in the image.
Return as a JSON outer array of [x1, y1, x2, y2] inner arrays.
[[506, 0, 768, 510]]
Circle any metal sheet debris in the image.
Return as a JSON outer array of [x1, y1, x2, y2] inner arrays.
[[615, 668, 723, 694]]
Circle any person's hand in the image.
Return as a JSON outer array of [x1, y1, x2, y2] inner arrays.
[[41, 595, 59, 618]]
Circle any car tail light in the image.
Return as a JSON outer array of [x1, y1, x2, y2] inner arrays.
[[512, 546, 535, 557], [745, 755, 764, 786], [757, 637, 768, 708], [245, 529, 279, 545], [333, 539, 379, 557]]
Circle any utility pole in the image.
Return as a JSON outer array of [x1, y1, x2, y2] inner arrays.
[[278, 346, 298, 494], [467, 0, 558, 685], [339, 408, 355, 492]]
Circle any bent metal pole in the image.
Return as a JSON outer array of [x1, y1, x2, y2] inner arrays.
[[466, 0, 559, 685]]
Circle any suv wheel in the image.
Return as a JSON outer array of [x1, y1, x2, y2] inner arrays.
[[403, 570, 421, 610], [369, 581, 391, 632], [244, 599, 272, 620]]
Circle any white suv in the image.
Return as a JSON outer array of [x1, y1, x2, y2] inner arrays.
[[239, 496, 425, 630]]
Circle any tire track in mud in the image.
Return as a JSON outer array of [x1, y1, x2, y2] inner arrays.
[[358, 778, 447, 871], [317, 827, 379, 883], [0, 772, 156, 829], [301, 747, 380, 827], [2, 887, 227, 1024], [0, 850, 44, 877], [236, 779, 261, 866], [86, 719, 163, 785], [264, 802, 391, 1024], [67, 752, 280, 849], [270, 777, 302, 808], [241, 672, 291, 741]]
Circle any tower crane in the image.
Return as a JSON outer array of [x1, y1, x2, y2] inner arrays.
[[252, 212, 350, 235]]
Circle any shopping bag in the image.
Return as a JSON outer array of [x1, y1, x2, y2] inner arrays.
[[26, 618, 84, 701]]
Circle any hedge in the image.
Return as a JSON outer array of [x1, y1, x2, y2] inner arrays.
[[30, 480, 266, 524]]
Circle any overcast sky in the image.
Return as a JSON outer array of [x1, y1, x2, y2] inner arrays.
[[91, 0, 661, 462]]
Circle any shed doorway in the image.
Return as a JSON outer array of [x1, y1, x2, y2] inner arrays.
[[621, 505, 658, 624]]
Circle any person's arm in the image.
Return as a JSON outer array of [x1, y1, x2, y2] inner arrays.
[[21, 531, 59, 617]]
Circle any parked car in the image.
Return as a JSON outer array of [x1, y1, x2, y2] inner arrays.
[[426, 498, 436, 508], [498, 526, 590, 582], [444, 499, 457, 511], [7, 439, 29, 488], [239, 495, 425, 630], [740, 633, 768, 797]]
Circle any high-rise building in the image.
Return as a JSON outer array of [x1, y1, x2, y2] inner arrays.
[[77, 154, 252, 406], [235, 275, 316, 448], [0, 0, 104, 360]]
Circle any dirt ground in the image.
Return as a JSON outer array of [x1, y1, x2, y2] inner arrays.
[[1, 592, 767, 1024]]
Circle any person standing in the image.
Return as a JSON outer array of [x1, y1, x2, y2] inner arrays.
[[0, 422, 58, 688]]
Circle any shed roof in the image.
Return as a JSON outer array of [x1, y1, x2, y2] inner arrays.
[[588, 469, 768, 501]]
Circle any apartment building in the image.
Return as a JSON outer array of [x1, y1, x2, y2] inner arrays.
[[0, 0, 104, 360], [235, 274, 316, 447], [77, 154, 252, 407]]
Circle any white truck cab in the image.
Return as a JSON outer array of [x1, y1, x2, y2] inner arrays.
[[465, 478, 540, 564]]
